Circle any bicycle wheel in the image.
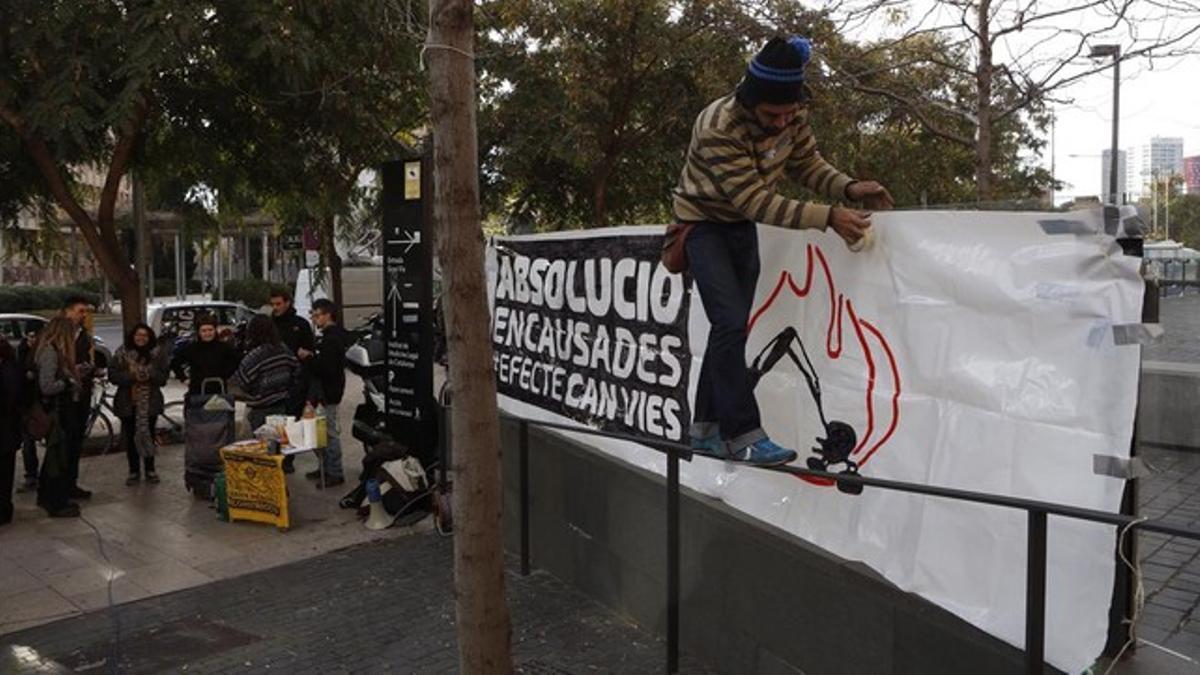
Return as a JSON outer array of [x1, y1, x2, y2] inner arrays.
[[158, 401, 186, 445], [84, 411, 117, 455]]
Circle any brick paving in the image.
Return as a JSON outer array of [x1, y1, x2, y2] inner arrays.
[[1136, 445, 1200, 659], [1132, 294, 1200, 660], [1146, 293, 1200, 364], [0, 533, 710, 673]]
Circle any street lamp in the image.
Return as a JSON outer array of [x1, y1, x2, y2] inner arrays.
[[1090, 43, 1121, 205]]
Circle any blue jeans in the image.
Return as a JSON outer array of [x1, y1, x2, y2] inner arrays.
[[321, 404, 344, 480], [685, 221, 767, 449]]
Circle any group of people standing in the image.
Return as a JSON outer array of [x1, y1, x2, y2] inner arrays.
[[0, 289, 350, 525], [0, 297, 108, 521]]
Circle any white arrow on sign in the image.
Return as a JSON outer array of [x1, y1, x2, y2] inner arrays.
[[386, 230, 421, 254], [387, 283, 402, 337]]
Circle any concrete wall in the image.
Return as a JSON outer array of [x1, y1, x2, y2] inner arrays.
[[499, 420, 1036, 675], [1139, 362, 1200, 449]]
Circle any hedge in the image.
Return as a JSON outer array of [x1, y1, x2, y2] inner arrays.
[[0, 285, 101, 313], [224, 278, 278, 309]]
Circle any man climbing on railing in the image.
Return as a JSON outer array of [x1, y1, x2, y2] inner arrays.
[[671, 35, 893, 466]]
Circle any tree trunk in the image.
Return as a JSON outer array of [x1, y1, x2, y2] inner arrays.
[[592, 164, 611, 228], [975, 0, 995, 203], [116, 281, 142, 334], [4, 107, 146, 331], [427, 1, 513, 673], [320, 215, 344, 322], [82, 209, 141, 333]]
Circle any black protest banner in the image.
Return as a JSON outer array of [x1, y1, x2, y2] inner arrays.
[[491, 234, 691, 442]]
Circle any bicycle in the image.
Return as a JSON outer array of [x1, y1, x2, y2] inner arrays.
[[83, 375, 187, 455]]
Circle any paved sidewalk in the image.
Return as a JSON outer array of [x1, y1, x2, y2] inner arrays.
[[1145, 294, 1200, 364], [0, 534, 709, 674], [0, 376, 413, 636], [1136, 445, 1200, 659]]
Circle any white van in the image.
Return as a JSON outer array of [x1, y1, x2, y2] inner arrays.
[[294, 265, 384, 328]]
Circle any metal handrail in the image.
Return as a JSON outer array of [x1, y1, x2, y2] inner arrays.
[[503, 413, 1200, 675]]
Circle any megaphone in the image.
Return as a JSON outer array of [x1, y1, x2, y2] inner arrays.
[[364, 478, 393, 531]]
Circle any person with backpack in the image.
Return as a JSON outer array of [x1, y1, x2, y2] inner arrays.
[[0, 340, 24, 525], [32, 316, 84, 518], [233, 315, 300, 439], [298, 298, 349, 488], [109, 323, 170, 485], [672, 35, 891, 465], [61, 295, 103, 500]]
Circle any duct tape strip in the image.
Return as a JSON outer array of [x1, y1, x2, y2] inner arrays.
[[1094, 454, 1153, 480], [1038, 219, 1097, 236], [1104, 205, 1121, 235], [1122, 215, 1148, 238], [1112, 323, 1164, 346]]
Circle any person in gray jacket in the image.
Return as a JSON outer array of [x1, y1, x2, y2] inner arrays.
[[33, 317, 84, 518], [109, 323, 170, 485]]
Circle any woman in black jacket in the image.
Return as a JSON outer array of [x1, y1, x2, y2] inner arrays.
[[171, 313, 240, 396], [109, 323, 169, 485], [0, 340, 23, 525]]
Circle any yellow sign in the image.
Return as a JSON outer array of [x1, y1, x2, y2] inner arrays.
[[404, 161, 421, 200], [221, 447, 289, 530]]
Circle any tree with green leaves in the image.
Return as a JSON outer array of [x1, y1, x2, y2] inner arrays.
[[479, 0, 766, 230], [0, 0, 207, 329], [476, 0, 1059, 229], [816, 0, 1199, 202], [2, 2, 427, 328]]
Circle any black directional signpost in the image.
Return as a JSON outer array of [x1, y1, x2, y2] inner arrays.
[[382, 157, 436, 465]]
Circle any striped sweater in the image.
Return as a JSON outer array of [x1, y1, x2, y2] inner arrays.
[[232, 343, 299, 410], [673, 94, 855, 230]]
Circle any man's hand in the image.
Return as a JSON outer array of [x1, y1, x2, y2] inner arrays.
[[829, 207, 872, 247], [846, 181, 894, 210], [297, 348, 314, 361]]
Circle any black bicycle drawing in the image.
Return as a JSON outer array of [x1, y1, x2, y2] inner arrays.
[[748, 326, 862, 495]]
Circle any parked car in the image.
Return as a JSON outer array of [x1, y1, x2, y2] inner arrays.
[[148, 301, 256, 366], [0, 313, 111, 360], [148, 301, 255, 343]]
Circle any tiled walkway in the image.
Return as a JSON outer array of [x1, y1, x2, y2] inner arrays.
[[1129, 293, 1200, 663], [1137, 445, 1200, 658], [0, 377, 414, 635], [0, 534, 710, 673]]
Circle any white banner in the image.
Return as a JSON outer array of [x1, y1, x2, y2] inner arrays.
[[486, 209, 1143, 673]]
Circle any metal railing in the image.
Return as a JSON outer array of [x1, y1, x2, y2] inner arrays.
[[505, 414, 1200, 675]]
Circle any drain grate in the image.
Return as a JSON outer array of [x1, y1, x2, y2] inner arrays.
[[516, 659, 574, 674], [53, 618, 260, 674]]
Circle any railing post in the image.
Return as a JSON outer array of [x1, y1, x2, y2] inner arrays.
[[1026, 510, 1048, 675], [519, 419, 531, 577], [667, 446, 680, 674]]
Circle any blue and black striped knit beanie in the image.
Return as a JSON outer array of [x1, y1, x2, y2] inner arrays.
[[737, 35, 812, 106]]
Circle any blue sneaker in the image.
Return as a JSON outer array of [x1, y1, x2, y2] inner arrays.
[[729, 438, 797, 467], [690, 434, 726, 458]]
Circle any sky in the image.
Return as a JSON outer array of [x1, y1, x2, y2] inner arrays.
[[830, 0, 1200, 202], [1052, 55, 1200, 200]]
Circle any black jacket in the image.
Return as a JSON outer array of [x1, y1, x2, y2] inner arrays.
[[0, 356, 23, 452], [16, 338, 36, 409], [273, 308, 315, 355], [273, 308, 315, 415], [108, 346, 169, 418], [171, 339, 240, 396], [74, 327, 105, 394], [309, 324, 349, 405]]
